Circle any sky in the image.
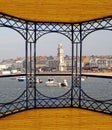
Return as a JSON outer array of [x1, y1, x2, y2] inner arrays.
[[83, 30, 112, 56], [0, 27, 25, 59], [0, 27, 112, 59]]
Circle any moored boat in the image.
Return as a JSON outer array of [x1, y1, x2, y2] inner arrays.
[[45, 78, 68, 87], [36, 78, 43, 84], [18, 76, 43, 83], [60, 79, 68, 87], [45, 78, 60, 87], [17, 76, 26, 82]]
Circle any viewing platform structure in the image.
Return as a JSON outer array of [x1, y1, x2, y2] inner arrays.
[[0, 12, 112, 118], [0, 0, 112, 129]]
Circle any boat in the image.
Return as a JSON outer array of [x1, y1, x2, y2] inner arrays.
[[45, 78, 68, 87], [36, 78, 43, 84], [45, 78, 60, 87], [18, 76, 43, 83], [81, 76, 87, 81], [60, 79, 68, 87], [17, 76, 26, 82], [81, 77, 85, 81]]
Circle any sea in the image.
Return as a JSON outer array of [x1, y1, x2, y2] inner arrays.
[[0, 76, 112, 103]]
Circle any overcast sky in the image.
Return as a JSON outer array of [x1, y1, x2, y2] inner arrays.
[[83, 30, 112, 56], [0, 27, 112, 59]]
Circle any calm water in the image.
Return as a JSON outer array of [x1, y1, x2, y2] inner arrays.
[[0, 76, 112, 103]]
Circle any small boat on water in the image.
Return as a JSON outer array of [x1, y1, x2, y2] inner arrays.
[[17, 76, 26, 82], [17, 76, 43, 83], [45, 78, 68, 87], [45, 78, 60, 87], [81, 76, 87, 81], [36, 78, 43, 84], [81, 77, 85, 81], [60, 79, 68, 87]]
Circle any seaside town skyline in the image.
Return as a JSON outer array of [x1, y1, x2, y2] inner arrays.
[[0, 28, 112, 73], [1, 43, 112, 74], [0, 28, 112, 59]]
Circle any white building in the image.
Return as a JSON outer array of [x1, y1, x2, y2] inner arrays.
[[0, 65, 7, 70]]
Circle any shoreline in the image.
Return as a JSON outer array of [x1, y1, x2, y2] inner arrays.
[[0, 71, 112, 77], [38, 71, 112, 76], [82, 72, 112, 76]]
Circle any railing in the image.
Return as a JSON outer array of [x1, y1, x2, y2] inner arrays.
[[0, 73, 112, 118], [0, 12, 112, 118], [81, 74, 112, 114], [0, 74, 26, 117]]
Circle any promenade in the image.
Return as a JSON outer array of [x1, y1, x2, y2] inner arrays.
[[0, 71, 112, 77], [37, 71, 112, 77], [82, 72, 112, 76]]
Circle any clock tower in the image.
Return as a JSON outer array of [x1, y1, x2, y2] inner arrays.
[[58, 43, 66, 71]]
